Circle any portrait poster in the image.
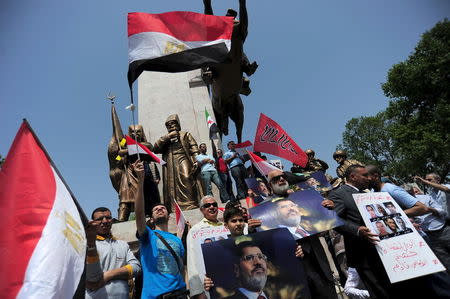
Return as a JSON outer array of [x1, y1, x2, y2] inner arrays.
[[353, 192, 446, 283], [202, 228, 310, 299], [248, 190, 343, 240], [297, 171, 331, 192], [245, 178, 267, 205]]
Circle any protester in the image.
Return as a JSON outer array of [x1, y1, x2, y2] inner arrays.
[[85, 207, 141, 299], [264, 169, 338, 298], [223, 141, 248, 200], [187, 195, 226, 298], [216, 148, 235, 201], [196, 143, 232, 203], [415, 173, 450, 222], [133, 160, 187, 299], [366, 165, 428, 217]]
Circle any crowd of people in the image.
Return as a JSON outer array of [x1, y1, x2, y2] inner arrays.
[[84, 147, 450, 299]]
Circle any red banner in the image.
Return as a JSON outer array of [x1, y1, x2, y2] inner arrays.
[[253, 113, 308, 167]]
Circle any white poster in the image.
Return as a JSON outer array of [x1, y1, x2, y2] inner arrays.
[[269, 159, 283, 170], [353, 192, 445, 283]]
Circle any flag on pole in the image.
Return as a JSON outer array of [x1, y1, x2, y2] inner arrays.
[[128, 11, 234, 87], [235, 140, 253, 156], [0, 120, 87, 298], [253, 113, 308, 167], [125, 135, 166, 165], [247, 151, 279, 176], [174, 200, 186, 238], [205, 108, 219, 139]]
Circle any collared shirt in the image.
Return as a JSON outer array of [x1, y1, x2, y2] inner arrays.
[[238, 287, 268, 299], [223, 150, 244, 168], [428, 184, 450, 220], [381, 183, 417, 209], [86, 236, 141, 299], [345, 183, 360, 192], [415, 195, 446, 231], [196, 154, 216, 172]]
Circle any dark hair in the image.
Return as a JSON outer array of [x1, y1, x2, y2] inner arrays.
[[234, 240, 260, 258], [366, 165, 382, 177], [227, 141, 235, 147], [91, 207, 110, 219], [344, 164, 365, 180], [199, 143, 206, 147], [225, 201, 241, 209], [224, 206, 244, 223], [149, 203, 166, 218]]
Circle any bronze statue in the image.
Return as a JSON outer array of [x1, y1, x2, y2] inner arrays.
[[152, 114, 204, 211], [332, 150, 364, 188], [202, 0, 257, 143], [302, 149, 329, 173]]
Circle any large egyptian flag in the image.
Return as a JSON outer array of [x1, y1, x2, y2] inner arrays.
[[125, 135, 166, 165], [0, 120, 87, 298], [254, 113, 308, 167], [128, 11, 234, 87], [247, 150, 279, 177]]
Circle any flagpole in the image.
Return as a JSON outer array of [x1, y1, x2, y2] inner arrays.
[[247, 149, 269, 182], [22, 119, 89, 226]]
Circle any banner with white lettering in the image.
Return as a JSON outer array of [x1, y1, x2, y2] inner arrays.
[[253, 113, 308, 167], [353, 192, 445, 283]]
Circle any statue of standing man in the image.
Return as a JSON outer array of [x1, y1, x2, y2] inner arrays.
[[152, 114, 204, 212]]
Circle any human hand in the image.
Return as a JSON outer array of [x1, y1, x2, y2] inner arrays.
[[208, 159, 214, 164], [321, 199, 334, 210], [168, 131, 179, 139], [133, 160, 145, 181], [154, 179, 160, 184], [247, 189, 256, 197], [86, 220, 99, 245], [358, 226, 380, 244], [204, 276, 214, 291], [295, 244, 304, 258], [414, 176, 425, 183], [86, 277, 106, 291], [248, 218, 262, 229]]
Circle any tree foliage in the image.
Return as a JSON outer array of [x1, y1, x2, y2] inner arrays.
[[340, 19, 450, 181]]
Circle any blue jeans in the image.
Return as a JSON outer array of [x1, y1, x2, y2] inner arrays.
[[230, 165, 248, 200], [201, 170, 231, 202]]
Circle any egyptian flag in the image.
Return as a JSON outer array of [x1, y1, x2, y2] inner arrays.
[[235, 140, 253, 156], [125, 135, 166, 165], [174, 200, 186, 238], [128, 11, 234, 87], [0, 120, 87, 298], [205, 108, 219, 139], [247, 150, 279, 176]]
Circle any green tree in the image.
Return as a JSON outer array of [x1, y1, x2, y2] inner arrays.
[[382, 19, 450, 180], [0, 155, 5, 169]]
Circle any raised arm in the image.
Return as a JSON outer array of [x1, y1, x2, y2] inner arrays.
[[203, 0, 213, 15], [238, 0, 248, 40], [133, 160, 146, 236]]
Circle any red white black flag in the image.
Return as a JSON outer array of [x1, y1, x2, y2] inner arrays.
[[128, 11, 234, 87]]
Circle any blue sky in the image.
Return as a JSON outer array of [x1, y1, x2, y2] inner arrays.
[[1, 0, 449, 217]]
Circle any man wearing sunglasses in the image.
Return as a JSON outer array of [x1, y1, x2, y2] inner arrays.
[[85, 207, 141, 299], [187, 196, 229, 298]]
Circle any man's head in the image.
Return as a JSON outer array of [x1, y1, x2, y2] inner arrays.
[[366, 165, 382, 189], [234, 241, 267, 292], [396, 217, 407, 230], [345, 164, 369, 190], [375, 221, 387, 234], [384, 202, 397, 214], [165, 114, 181, 132], [268, 170, 289, 196], [227, 141, 236, 150], [91, 207, 113, 237], [224, 207, 245, 237], [199, 143, 207, 154], [425, 173, 441, 184], [200, 196, 218, 221], [257, 179, 270, 196], [149, 203, 169, 225], [366, 205, 374, 212], [128, 125, 146, 142], [276, 199, 301, 227], [385, 218, 397, 231], [333, 150, 347, 164], [217, 148, 223, 157]]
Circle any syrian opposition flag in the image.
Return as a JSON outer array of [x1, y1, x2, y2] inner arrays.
[[128, 11, 234, 87], [205, 108, 219, 139], [254, 113, 308, 167], [0, 120, 87, 298], [235, 140, 253, 156], [125, 135, 166, 165], [247, 151, 279, 176], [174, 200, 186, 238]]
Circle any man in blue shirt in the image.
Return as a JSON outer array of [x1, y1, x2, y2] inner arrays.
[[133, 161, 187, 299], [196, 143, 231, 203], [415, 173, 450, 223], [366, 165, 428, 216], [223, 141, 248, 200]]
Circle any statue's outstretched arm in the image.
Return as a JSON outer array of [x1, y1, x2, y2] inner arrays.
[[239, 0, 248, 40], [203, 0, 213, 15]]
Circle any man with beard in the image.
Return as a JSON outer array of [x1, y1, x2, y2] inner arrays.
[[225, 241, 269, 299], [275, 199, 311, 238], [262, 169, 338, 298], [85, 207, 141, 299], [134, 161, 187, 299]]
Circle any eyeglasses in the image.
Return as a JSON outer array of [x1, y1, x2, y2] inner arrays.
[[270, 174, 286, 183], [94, 215, 112, 221], [202, 202, 218, 209], [241, 253, 267, 262]]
